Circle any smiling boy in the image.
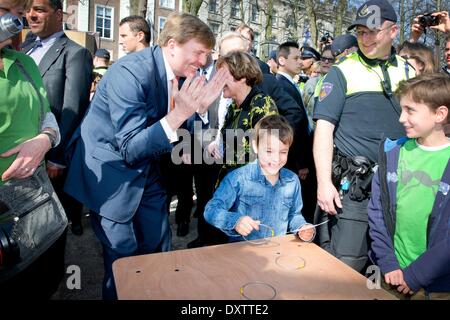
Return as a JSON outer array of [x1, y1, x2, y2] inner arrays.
[[204, 115, 314, 242], [368, 73, 450, 299]]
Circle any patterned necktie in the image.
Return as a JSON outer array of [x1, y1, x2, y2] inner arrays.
[[170, 76, 180, 111]]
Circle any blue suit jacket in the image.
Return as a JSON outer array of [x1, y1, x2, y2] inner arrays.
[[64, 46, 172, 223]]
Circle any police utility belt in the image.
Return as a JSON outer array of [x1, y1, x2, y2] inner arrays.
[[332, 148, 378, 202]]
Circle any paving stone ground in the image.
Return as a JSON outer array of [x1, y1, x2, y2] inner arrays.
[[51, 198, 198, 300]]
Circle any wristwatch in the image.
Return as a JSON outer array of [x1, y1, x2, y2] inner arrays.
[[41, 130, 57, 148]]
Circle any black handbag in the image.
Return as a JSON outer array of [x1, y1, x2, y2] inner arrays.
[[0, 164, 68, 282]]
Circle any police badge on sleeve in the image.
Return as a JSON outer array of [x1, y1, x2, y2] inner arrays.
[[319, 82, 333, 102]]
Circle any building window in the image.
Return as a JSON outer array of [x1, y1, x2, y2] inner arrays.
[[253, 31, 260, 55], [231, 0, 239, 18], [209, 22, 220, 37], [251, 4, 259, 23], [95, 5, 113, 39], [158, 16, 167, 36], [159, 0, 175, 9], [286, 15, 293, 29], [209, 0, 218, 13], [272, 10, 278, 28]]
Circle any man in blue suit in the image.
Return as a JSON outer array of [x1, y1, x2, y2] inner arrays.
[[64, 13, 229, 299]]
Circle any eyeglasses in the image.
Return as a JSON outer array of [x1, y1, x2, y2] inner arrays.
[[321, 57, 335, 63], [353, 23, 395, 38]]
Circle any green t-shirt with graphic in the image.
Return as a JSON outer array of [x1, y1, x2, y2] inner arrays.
[[394, 139, 450, 268]]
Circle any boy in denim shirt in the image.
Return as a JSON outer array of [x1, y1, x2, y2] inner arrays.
[[204, 115, 314, 242]]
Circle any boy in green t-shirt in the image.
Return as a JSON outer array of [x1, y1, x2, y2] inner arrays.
[[368, 73, 450, 299]]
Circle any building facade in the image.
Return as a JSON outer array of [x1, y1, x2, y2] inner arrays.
[[63, 0, 354, 61]]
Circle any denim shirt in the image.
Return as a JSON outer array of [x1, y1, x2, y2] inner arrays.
[[204, 160, 306, 241]]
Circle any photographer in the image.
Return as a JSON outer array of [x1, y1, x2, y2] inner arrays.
[[410, 11, 450, 42], [410, 12, 450, 77], [319, 32, 333, 52], [0, 0, 66, 299]]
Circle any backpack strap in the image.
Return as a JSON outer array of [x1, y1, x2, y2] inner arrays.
[[14, 59, 46, 127]]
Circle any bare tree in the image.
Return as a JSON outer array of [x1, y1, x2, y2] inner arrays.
[[304, 0, 318, 45], [282, 0, 301, 42], [129, 0, 148, 16], [183, 0, 205, 15], [254, 0, 275, 42], [398, 0, 406, 43], [334, 0, 348, 36]]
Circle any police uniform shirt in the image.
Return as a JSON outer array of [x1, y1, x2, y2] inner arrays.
[[313, 49, 415, 162]]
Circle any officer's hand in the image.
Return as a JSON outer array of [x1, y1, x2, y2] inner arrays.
[[317, 181, 342, 215], [235, 216, 260, 237]]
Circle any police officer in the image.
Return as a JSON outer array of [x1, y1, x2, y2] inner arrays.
[[313, 0, 415, 272]]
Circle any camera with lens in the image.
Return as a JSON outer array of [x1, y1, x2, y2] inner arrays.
[[298, 74, 309, 83], [0, 13, 23, 43], [320, 32, 333, 44], [419, 13, 440, 28], [0, 199, 20, 269]]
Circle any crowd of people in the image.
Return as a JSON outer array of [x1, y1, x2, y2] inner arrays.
[[0, 0, 449, 300]]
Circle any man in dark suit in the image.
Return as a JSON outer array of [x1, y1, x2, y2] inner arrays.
[[23, 0, 92, 236], [276, 41, 316, 222], [236, 23, 271, 74], [64, 13, 229, 299]]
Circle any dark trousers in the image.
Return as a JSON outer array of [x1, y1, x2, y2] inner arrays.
[[314, 192, 370, 273], [160, 154, 193, 225], [193, 162, 228, 245], [300, 166, 317, 223], [0, 228, 67, 299], [91, 176, 171, 300], [51, 169, 83, 227]]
